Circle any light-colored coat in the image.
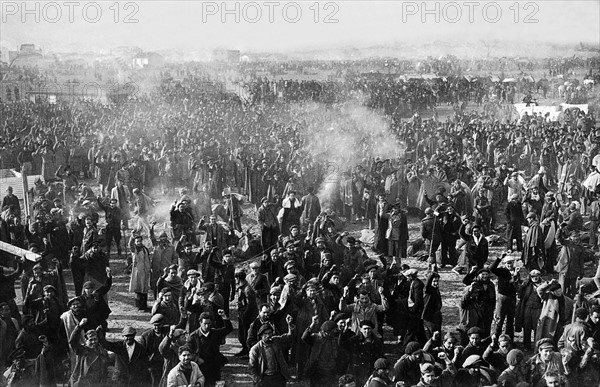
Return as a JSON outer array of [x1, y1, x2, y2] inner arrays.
[[129, 236, 151, 294], [166, 361, 204, 387]]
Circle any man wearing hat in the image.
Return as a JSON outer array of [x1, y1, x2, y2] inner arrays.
[[157, 325, 190, 387], [490, 253, 521, 338], [515, 269, 543, 351], [301, 186, 321, 237], [384, 204, 408, 265], [522, 212, 545, 271], [526, 338, 565, 386], [462, 268, 496, 337], [392, 342, 426, 386], [365, 358, 392, 387], [342, 235, 368, 275], [234, 270, 258, 356], [249, 315, 295, 386], [257, 196, 280, 255], [415, 358, 457, 387], [69, 317, 111, 387], [140, 314, 168, 387], [149, 222, 177, 299], [129, 234, 152, 311], [453, 354, 494, 386], [170, 201, 194, 242], [97, 195, 123, 257], [341, 320, 383, 386], [174, 237, 201, 282], [198, 214, 227, 251], [301, 315, 340, 386], [281, 191, 303, 237], [188, 310, 233, 387], [505, 193, 526, 252], [99, 325, 150, 386], [248, 260, 270, 304], [496, 348, 525, 386], [555, 229, 585, 297]]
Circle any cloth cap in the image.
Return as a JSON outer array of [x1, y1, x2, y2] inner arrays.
[[83, 281, 96, 290], [420, 362, 442, 376], [283, 274, 298, 282], [403, 268, 418, 277], [270, 286, 283, 295], [284, 261, 296, 270], [373, 358, 390, 370], [321, 320, 336, 333], [249, 261, 261, 269], [477, 268, 490, 276], [537, 338, 554, 350], [67, 297, 81, 307], [529, 269, 542, 277], [462, 355, 483, 368], [187, 269, 200, 277], [333, 313, 346, 323], [405, 341, 422, 354], [467, 327, 483, 336], [289, 224, 299, 231], [506, 349, 524, 366], [122, 327, 136, 336], [257, 324, 274, 336], [315, 237, 325, 243], [365, 264, 378, 273], [502, 255, 516, 263], [43, 285, 57, 293], [149, 314, 164, 324]]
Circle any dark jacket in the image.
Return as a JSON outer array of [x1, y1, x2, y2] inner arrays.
[[100, 338, 150, 386]]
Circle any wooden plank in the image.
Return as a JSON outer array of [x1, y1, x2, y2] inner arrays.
[[0, 241, 42, 262]]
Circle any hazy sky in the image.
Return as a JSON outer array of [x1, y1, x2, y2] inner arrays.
[[1, 0, 599, 53]]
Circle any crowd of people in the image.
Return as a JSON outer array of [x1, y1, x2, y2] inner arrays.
[[0, 55, 600, 387]]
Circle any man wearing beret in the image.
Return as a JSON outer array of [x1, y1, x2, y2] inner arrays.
[[341, 320, 383, 386], [392, 341, 426, 386], [99, 325, 150, 386], [140, 314, 169, 387], [413, 358, 457, 387]]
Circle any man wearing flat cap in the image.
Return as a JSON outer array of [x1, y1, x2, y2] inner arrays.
[[555, 229, 585, 297], [461, 268, 496, 337], [384, 205, 408, 265], [526, 338, 565, 386], [99, 325, 150, 386], [69, 317, 111, 387], [257, 196, 280, 255], [341, 320, 383, 386], [490, 253, 521, 338], [515, 269, 543, 351], [234, 270, 258, 356], [414, 359, 457, 387], [505, 193, 526, 252], [149, 222, 177, 299], [140, 314, 168, 387], [249, 315, 295, 386], [302, 315, 341, 386]]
